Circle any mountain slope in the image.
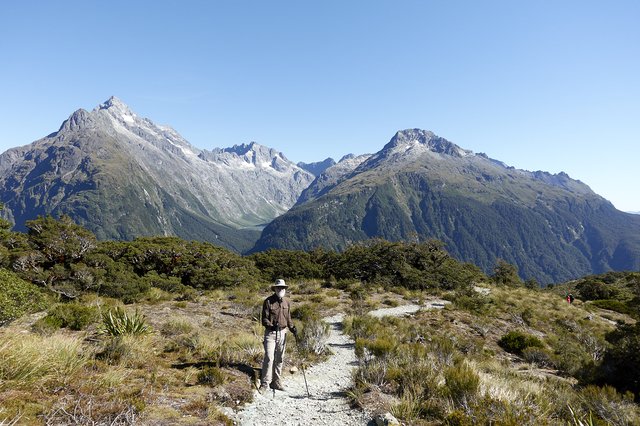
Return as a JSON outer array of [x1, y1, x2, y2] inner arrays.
[[296, 154, 372, 205], [253, 129, 640, 283], [0, 97, 314, 252]]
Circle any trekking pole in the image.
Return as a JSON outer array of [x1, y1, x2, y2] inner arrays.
[[294, 333, 310, 398], [301, 361, 310, 398]]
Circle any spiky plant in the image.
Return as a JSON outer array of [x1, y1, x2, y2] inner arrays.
[[100, 307, 150, 336]]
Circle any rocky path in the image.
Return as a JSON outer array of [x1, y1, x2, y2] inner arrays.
[[233, 300, 449, 426]]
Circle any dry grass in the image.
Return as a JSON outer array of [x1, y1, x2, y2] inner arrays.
[[1, 282, 636, 424], [345, 283, 640, 425], [0, 332, 88, 391]]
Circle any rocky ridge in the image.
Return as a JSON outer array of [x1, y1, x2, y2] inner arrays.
[[0, 97, 314, 252], [253, 129, 640, 283]]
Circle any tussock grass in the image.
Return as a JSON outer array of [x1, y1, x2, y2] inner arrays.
[[0, 332, 87, 391], [160, 316, 195, 336], [97, 334, 156, 369]]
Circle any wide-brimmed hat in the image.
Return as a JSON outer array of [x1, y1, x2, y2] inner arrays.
[[272, 279, 288, 288]]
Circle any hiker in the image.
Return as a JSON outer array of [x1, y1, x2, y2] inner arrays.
[[259, 279, 297, 393], [567, 293, 575, 304]]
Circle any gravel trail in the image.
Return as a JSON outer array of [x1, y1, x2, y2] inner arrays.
[[233, 301, 449, 425]]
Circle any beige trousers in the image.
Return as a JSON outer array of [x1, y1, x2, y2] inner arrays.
[[261, 328, 287, 386]]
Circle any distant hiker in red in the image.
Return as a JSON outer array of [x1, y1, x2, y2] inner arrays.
[[259, 279, 297, 394], [567, 294, 574, 304]]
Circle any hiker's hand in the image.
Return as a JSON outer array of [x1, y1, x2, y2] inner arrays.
[[290, 326, 298, 340]]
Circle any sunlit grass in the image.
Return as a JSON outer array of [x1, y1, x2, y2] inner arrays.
[[0, 332, 88, 391]]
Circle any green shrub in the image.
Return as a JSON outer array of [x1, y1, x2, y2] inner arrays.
[[447, 289, 490, 314], [343, 315, 384, 340], [0, 269, 46, 325], [142, 272, 185, 293], [382, 298, 400, 307], [498, 331, 544, 356], [100, 307, 150, 336], [35, 303, 98, 332], [598, 322, 640, 397]]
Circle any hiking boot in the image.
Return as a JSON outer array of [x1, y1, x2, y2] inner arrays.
[[270, 381, 285, 391], [258, 384, 269, 394]]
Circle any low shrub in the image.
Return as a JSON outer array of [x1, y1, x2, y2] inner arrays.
[[231, 334, 263, 364], [0, 269, 46, 325], [364, 337, 395, 359], [342, 315, 384, 340], [382, 298, 400, 307], [34, 303, 98, 332], [96, 335, 155, 368], [447, 289, 490, 314], [498, 331, 544, 356]]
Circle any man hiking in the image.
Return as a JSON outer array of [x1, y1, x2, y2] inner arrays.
[[259, 279, 297, 394]]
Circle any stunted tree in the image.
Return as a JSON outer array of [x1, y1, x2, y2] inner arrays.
[[20, 215, 98, 298], [26, 215, 97, 265], [492, 259, 522, 286]]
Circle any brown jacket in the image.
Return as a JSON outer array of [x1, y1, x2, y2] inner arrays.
[[262, 294, 293, 330]]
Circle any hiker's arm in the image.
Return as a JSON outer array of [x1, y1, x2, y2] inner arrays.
[[261, 299, 272, 328], [286, 300, 295, 331]]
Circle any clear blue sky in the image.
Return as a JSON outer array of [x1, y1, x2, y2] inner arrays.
[[1, 1, 639, 211]]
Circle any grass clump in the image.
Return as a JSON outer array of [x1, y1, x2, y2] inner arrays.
[[297, 314, 330, 358], [444, 361, 481, 408], [197, 366, 226, 386], [0, 333, 87, 391]]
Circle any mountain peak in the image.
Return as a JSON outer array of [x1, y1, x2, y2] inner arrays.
[[95, 96, 135, 118], [387, 129, 471, 157], [98, 95, 126, 109]]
